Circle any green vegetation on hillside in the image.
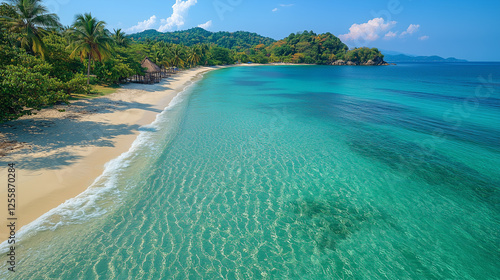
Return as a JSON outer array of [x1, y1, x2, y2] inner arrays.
[[132, 28, 385, 65], [267, 31, 348, 64], [129, 27, 276, 50]]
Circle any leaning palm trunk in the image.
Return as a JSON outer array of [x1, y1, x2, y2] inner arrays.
[[87, 53, 91, 85]]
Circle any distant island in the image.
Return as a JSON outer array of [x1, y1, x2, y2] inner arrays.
[[384, 54, 467, 63]]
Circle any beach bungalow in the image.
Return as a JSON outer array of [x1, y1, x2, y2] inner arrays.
[[130, 57, 163, 84]]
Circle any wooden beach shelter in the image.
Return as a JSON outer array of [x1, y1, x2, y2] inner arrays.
[[130, 57, 162, 84]]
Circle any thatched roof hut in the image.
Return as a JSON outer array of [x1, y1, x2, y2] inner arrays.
[[130, 57, 163, 84], [141, 57, 162, 74]]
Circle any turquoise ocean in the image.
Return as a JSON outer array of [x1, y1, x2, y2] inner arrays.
[[1, 63, 499, 279]]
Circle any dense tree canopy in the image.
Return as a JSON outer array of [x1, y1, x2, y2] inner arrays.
[[129, 27, 275, 50], [0, 44, 68, 121], [344, 47, 385, 64], [267, 31, 349, 64], [1, 0, 61, 57]]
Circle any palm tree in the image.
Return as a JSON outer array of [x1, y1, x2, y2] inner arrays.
[[112, 28, 130, 47], [155, 48, 172, 67], [0, 0, 61, 58], [68, 13, 113, 84], [199, 43, 210, 65], [187, 47, 200, 67], [171, 45, 185, 68]]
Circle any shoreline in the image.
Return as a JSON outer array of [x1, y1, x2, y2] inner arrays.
[[0, 66, 218, 240]]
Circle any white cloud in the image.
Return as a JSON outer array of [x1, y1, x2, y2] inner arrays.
[[198, 20, 212, 29], [126, 15, 157, 33], [419, 35, 429, 41], [272, 4, 294, 12], [384, 31, 397, 40], [158, 0, 198, 32], [400, 24, 420, 37], [339, 18, 397, 42]]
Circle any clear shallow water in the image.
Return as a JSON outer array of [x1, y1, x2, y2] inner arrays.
[[1, 63, 499, 279]]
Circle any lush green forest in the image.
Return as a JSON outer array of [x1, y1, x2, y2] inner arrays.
[[0, 0, 385, 122], [129, 27, 276, 50], [267, 31, 384, 65]]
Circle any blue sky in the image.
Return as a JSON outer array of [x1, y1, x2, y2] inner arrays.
[[9, 0, 500, 61]]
